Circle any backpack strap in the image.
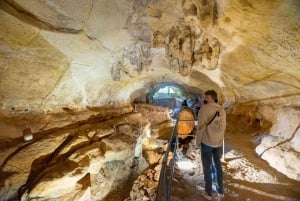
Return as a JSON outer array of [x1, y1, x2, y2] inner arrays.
[[206, 111, 220, 126]]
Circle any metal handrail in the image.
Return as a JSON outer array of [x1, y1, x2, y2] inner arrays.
[[155, 118, 197, 201], [155, 119, 179, 201], [155, 118, 196, 201]]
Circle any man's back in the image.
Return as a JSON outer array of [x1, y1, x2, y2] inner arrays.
[[197, 102, 226, 147]]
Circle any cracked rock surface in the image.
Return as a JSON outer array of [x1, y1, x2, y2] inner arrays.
[[0, 112, 149, 201], [0, 0, 299, 192]]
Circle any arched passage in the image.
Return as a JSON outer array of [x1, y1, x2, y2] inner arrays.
[[147, 82, 202, 110]]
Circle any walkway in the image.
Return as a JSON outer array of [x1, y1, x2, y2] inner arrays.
[[169, 116, 300, 201]]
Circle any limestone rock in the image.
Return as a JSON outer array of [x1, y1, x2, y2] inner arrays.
[[0, 113, 150, 201], [6, 0, 92, 31], [0, 0, 299, 183], [0, 133, 70, 201], [0, 104, 133, 139], [144, 150, 162, 165], [256, 107, 300, 181], [0, 3, 69, 114], [126, 166, 160, 201], [135, 103, 171, 125], [86, 0, 133, 49], [149, 0, 221, 75]]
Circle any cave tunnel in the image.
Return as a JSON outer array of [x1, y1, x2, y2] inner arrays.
[[146, 82, 202, 117], [0, 0, 300, 201]]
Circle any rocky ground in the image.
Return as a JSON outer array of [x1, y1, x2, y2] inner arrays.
[[124, 112, 300, 201], [1, 105, 300, 201]]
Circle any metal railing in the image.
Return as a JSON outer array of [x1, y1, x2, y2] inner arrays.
[[155, 119, 178, 201], [155, 119, 195, 201]]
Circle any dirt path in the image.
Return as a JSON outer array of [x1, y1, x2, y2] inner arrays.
[[171, 116, 300, 201]]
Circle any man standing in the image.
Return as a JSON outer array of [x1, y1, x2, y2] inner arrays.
[[196, 90, 226, 200]]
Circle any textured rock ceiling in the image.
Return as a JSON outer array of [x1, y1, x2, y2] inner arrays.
[[1, 0, 298, 114], [0, 0, 299, 180]]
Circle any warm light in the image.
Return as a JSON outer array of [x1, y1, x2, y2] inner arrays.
[[144, 127, 151, 138]]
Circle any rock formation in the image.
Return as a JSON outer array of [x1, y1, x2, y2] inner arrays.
[[0, 112, 149, 201], [0, 0, 299, 200], [164, 0, 222, 75]]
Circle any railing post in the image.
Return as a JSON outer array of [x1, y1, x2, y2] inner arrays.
[[155, 119, 197, 201], [155, 119, 179, 201]]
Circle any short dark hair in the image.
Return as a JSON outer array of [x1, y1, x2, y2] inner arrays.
[[204, 90, 218, 102]]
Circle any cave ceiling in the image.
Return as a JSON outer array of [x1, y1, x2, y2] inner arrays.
[[0, 0, 299, 114]]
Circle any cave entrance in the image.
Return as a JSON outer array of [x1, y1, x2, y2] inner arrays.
[[147, 82, 202, 118], [148, 82, 200, 108], [149, 82, 185, 109]]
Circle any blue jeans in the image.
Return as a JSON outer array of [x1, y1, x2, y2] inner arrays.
[[201, 143, 223, 195]]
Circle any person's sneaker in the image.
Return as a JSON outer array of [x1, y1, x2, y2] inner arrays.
[[216, 186, 224, 198], [217, 192, 225, 198], [200, 191, 212, 200], [212, 183, 217, 192]]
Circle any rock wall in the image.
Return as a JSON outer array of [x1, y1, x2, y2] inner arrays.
[[0, 113, 149, 201], [0, 0, 299, 183], [135, 103, 171, 125], [255, 107, 300, 181], [231, 104, 300, 181]]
